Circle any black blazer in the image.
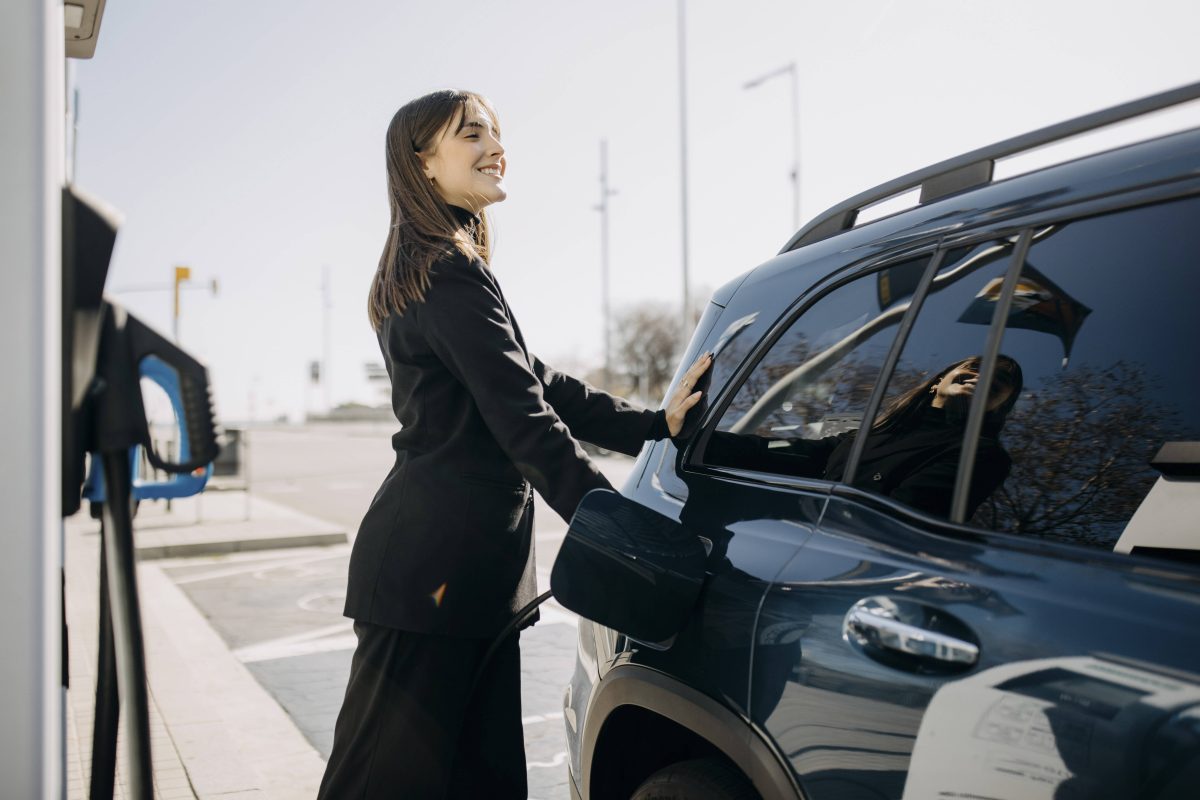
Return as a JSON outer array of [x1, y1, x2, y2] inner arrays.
[[345, 243, 665, 637]]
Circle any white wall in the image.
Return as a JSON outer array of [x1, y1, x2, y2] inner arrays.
[[0, 1, 63, 797]]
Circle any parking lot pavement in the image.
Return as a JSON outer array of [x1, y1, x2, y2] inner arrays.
[[65, 516, 329, 799], [130, 424, 644, 798], [161, 547, 581, 798]]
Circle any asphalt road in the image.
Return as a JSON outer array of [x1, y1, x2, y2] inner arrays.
[[165, 422, 641, 799]]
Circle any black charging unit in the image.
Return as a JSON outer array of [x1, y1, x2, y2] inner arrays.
[[63, 186, 219, 799]]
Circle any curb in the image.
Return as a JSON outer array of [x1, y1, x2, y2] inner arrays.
[[137, 531, 347, 561], [139, 562, 328, 798], [64, 490, 338, 798], [129, 492, 348, 561]]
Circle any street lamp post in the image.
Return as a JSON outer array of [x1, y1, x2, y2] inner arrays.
[[322, 265, 332, 413], [678, 0, 691, 333], [595, 140, 617, 389], [744, 61, 801, 230]]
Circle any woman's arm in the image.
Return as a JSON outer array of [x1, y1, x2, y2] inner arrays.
[[529, 356, 660, 456], [532, 351, 711, 451], [416, 257, 612, 522]]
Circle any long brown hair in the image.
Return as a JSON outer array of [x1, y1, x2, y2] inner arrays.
[[367, 89, 500, 330], [874, 355, 1024, 434]]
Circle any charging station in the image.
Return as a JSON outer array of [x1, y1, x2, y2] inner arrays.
[[3, 4, 220, 797], [2, 3, 65, 796]]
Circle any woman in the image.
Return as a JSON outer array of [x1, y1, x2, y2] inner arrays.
[[709, 355, 1023, 518], [837, 354, 1023, 517], [318, 90, 711, 799]]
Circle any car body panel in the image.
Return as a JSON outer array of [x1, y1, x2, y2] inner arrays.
[[756, 489, 1200, 798], [561, 116, 1200, 800]]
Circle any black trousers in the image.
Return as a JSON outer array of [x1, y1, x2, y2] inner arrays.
[[317, 621, 526, 799]]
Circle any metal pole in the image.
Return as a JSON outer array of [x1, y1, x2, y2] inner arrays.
[[744, 61, 801, 230], [678, 0, 691, 332], [596, 140, 616, 388], [322, 265, 332, 413], [242, 429, 251, 521], [789, 62, 801, 229]]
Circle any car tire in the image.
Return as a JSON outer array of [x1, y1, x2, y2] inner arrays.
[[630, 758, 760, 800]]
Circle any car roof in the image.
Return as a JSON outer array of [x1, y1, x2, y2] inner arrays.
[[721, 123, 1200, 309], [782, 80, 1200, 253]]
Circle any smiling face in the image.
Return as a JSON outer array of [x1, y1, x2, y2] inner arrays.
[[419, 102, 506, 214]]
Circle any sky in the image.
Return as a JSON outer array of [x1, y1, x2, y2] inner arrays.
[[73, 0, 1200, 424]]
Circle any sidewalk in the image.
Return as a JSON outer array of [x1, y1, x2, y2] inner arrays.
[[64, 491, 344, 799]]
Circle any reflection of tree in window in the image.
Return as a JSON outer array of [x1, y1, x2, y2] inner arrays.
[[807, 351, 886, 432], [723, 341, 886, 440], [971, 362, 1192, 547], [710, 326, 768, 423], [719, 336, 811, 432]]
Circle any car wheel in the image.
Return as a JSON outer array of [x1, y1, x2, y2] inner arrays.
[[630, 758, 760, 800]]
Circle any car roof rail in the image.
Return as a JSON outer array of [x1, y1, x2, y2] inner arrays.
[[781, 80, 1200, 253]]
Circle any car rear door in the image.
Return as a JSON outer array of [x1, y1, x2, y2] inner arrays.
[[745, 195, 1200, 799]]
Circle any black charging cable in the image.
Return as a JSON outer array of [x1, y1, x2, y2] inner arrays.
[[468, 589, 555, 697]]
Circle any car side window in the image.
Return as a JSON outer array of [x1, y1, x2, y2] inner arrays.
[[969, 196, 1200, 550], [701, 255, 930, 479], [849, 240, 1019, 519]]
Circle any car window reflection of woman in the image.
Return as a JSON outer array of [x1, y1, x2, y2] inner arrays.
[[317, 90, 710, 800], [710, 355, 1023, 519]]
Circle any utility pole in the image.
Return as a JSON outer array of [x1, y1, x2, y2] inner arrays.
[[678, 0, 691, 333], [322, 265, 332, 412], [744, 61, 801, 230], [172, 265, 191, 342], [595, 140, 617, 389]]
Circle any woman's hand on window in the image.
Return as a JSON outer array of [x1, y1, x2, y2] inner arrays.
[[666, 353, 713, 437]]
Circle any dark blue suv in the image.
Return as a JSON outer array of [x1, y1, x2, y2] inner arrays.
[[551, 82, 1200, 799]]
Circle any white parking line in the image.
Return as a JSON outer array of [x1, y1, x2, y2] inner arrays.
[[238, 633, 359, 664], [526, 751, 567, 770], [521, 711, 564, 727], [259, 483, 301, 493], [227, 568, 577, 664], [173, 550, 348, 585], [233, 622, 355, 664]]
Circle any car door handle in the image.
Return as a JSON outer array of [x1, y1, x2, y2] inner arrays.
[[844, 599, 979, 667]]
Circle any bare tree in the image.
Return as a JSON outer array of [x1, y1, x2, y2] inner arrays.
[[972, 361, 1190, 547], [611, 301, 685, 404]]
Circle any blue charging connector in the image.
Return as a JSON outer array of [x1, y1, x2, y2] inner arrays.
[[83, 354, 212, 503]]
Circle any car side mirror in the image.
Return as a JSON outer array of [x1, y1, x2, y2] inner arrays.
[[550, 489, 707, 644]]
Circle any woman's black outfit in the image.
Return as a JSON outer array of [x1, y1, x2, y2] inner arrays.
[[319, 206, 669, 799], [708, 404, 1010, 519]]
